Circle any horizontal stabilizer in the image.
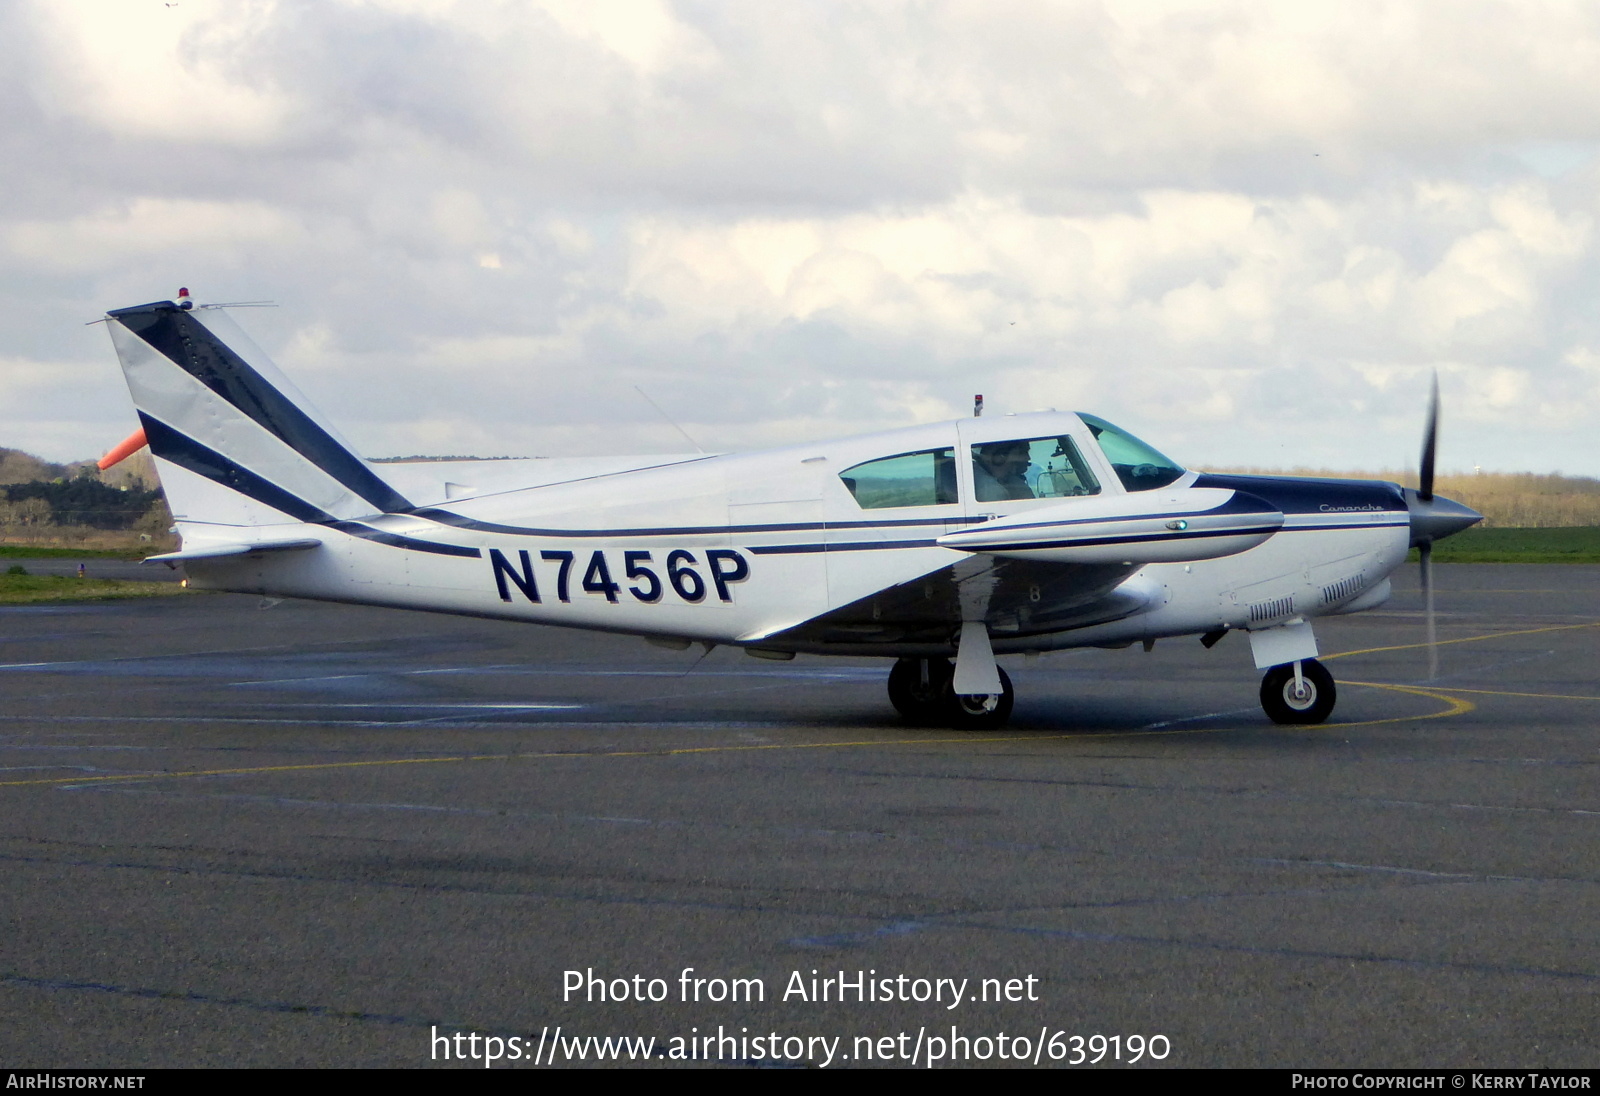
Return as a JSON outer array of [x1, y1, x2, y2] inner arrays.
[[937, 487, 1283, 564], [143, 537, 323, 564]]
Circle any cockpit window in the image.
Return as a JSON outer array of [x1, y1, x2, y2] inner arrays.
[[972, 436, 1101, 502], [840, 448, 958, 509], [1077, 413, 1186, 491]]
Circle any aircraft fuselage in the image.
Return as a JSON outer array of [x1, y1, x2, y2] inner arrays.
[[176, 416, 1413, 658]]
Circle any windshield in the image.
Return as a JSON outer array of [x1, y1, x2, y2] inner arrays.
[[1077, 413, 1186, 492]]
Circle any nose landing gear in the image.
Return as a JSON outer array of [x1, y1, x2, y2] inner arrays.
[[1260, 658, 1336, 724], [888, 657, 1014, 730]]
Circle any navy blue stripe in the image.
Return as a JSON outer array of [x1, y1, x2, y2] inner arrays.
[[326, 523, 482, 558], [749, 539, 941, 555], [1192, 473, 1406, 515], [114, 303, 412, 514], [139, 413, 337, 524], [965, 494, 1280, 537], [412, 508, 985, 538], [1280, 521, 1408, 532], [140, 416, 478, 558], [408, 514, 1387, 549], [951, 512, 1273, 538], [963, 525, 1283, 552], [751, 522, 1400, 557]]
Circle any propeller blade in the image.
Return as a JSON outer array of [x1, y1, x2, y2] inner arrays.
[[1420, 540, 1437, 680], [1418, 371, 1439, 502]]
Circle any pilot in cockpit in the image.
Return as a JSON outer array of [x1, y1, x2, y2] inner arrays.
[[972, 440, 1035, 502]]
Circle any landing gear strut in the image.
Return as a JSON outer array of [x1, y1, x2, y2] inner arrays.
[[1259, 658, 1336, 724], [888, 657, 1015, 730]]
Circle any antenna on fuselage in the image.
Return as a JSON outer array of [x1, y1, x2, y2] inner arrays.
[[634, 386, 707, 454], [974, 394, 984, 417]]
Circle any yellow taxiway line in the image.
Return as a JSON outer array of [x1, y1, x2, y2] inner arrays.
[[0, 733, 1081, 788], [1322, 621, 1599, 661], [0, 689, 1475, 789], [1332, 682, 1476, 726], [6, 621, 1594, 789]]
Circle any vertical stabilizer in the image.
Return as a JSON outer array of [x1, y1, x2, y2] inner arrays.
[[105, 297, 410, 529]]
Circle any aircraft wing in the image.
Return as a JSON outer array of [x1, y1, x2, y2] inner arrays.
[[746, 555, 1153, 653], [748, 485, 1281, 653], [935, 487, 1283, 563]]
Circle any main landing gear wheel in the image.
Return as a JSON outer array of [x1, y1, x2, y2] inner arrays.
[[887, 659, 1015, 730], [1260, 658, 1336, 725], [887, 657, 953, 725]]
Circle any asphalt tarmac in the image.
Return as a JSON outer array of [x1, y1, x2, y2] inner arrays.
[[0, 564, 1596, 1068], [4, 558, 182, 582]]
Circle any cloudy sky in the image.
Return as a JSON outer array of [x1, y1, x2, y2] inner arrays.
[[4, 0, 1599, 477]]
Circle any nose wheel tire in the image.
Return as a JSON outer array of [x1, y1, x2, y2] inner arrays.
[[888, 659, 1015, 729], [1260, 659, 1336, 725]]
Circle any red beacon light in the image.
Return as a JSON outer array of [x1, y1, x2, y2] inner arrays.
[[176, 287, 193, 311]]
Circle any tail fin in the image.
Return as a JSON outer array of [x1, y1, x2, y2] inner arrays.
[[105, 297, 411, 528]]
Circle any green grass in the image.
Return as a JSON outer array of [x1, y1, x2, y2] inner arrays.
[[0, 545, 147, 560], [1410, 526, 1600, 563], [0, 573, 190, 604]]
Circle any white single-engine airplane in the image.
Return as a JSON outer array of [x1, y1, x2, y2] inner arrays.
[[101, 290, 1482, 729]]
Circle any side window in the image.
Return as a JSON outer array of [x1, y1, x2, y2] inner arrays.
[[1029, 437, 1101, 499], [972, 436, 1101, 502], [839, 448, 958, 509]]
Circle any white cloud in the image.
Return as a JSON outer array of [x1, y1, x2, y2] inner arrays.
[[1, 1, 1599, 476], [25, 0, 289, 144], [5, 198, 305, 273]]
